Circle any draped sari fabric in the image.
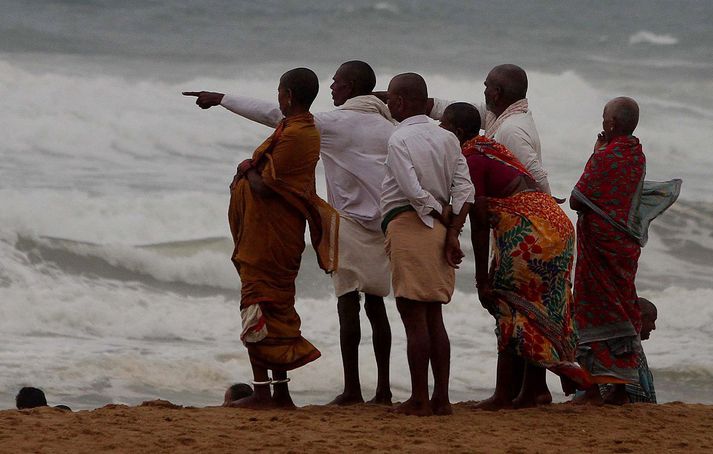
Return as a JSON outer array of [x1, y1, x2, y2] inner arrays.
[[228, 113, 339, 371], [463, 136, 592, 387], [573, 135, 646, 383]]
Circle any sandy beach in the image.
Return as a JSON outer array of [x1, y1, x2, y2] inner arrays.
[[1, 400, 711, 453]]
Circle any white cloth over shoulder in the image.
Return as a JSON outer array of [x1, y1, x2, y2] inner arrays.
[[221, 94, 394, 231], [380, 115, 475, 228], [430, 98, 551, 194]]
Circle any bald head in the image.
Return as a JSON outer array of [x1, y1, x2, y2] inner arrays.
[[605, 97, 639, 135], [638, 297, 657, 340], [389, 73, 428, 101], [387, 73, 428, 121], [489, 64, 528, 102], [279, 67, 319, 109]]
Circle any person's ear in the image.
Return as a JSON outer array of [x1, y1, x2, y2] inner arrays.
[[286, 88, 294, 108], [456, 127, 465, 142]]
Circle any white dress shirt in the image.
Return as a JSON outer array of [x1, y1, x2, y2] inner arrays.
[[380, 115, 475, 228], [429, 98, 551, 194], [220, 95, 394, 232]]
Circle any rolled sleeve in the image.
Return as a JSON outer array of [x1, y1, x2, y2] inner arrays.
[[220, 95, 284, 128], [450, 154, 476, 215]]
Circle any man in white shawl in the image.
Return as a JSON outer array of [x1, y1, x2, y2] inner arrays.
[[426, 64, 552, 195], [184, 61, 395, 405]]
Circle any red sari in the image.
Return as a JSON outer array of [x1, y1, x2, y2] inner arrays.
[[572, 135, 646, 383]]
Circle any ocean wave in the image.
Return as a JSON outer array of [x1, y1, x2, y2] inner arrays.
[[629, 30, 678, 46]]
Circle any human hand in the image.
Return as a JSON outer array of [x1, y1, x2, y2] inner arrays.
[[183, 91, 225, 109], [595, 131, 608, 150], [230, 159, 254, 189], [445, 231, 464, 268], [477, 281, 496, 314]]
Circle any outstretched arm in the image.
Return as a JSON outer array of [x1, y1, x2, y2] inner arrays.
[[183, 91, 224, 109], [183, 91, 283, 127]]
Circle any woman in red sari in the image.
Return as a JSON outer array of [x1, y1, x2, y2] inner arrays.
[[570, 97, 646, 405], [441, 103, 591, 410]]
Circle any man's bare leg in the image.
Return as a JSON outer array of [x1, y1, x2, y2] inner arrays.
[[231, 359, 275, 409], [329, 291, 364, 405], [426, 303, 452, 415], [364, 293, 392, 405], [393, 298, 432, 416], [473, 351, 515, 410], [271, 370, 296, 409], [513, 363, 551, 408]]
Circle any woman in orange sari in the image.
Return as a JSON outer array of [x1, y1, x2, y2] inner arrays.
[[441, 103, 591, 410], [186, 68, 339, 409]]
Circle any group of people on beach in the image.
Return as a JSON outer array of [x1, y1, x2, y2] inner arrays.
[[183, 59, 675, 416]]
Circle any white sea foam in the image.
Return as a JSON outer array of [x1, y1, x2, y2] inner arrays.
[[2, 55, 713, 409], [629, 31, 679, 46]]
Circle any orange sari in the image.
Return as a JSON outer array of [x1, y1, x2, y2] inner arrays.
[[228, 113, 339, 371]]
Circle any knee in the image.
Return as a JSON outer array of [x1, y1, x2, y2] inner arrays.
[[364, 295, 386, 318], [337, 292, 361, 314]]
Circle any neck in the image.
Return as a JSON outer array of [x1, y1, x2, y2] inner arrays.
[[284, 107, 310, 118]]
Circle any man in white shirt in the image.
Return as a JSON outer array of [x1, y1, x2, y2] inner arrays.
[[381, 73, 474, 416], [183, 61, 395, 406], [427, 64, 552, 194]]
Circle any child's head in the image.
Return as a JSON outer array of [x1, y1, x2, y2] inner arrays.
[[638, 297, 657, 340]]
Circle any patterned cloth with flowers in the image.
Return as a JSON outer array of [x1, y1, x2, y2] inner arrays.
[[463, 135, 591, 387]]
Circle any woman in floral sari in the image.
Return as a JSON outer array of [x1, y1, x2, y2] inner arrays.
[[441, 103, 591, 410]]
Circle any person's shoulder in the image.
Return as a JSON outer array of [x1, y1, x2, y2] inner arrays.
[[499, 114, 534, 135]]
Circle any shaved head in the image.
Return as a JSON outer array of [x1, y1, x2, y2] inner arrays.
[[279, 67, 319, 108], [489, 64, 528, 102], [338, 60, 376, 95], [638, 297, 657, 340], [605, 97, 639, 135], [389, 72, 428, 101], [386, 73, 428, 121], [638, 297, 657, 317]]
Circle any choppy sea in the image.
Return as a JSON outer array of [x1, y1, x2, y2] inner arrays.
[[1, 0, 712, 409]]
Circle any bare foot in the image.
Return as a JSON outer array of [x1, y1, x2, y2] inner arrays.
[[328, 392, 364, 406], [229, 394, 276, 410], [272, 390, 297, 409], [367, 392, 393, 406], [391, 398, 433, 416], [571, 387, 604, 406], [513, 389, 552, 409], [430, 398, 453, 416], [603, 385, 629, 406], [472, 395, 513, 411]]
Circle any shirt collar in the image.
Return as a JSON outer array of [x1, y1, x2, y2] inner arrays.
[[396, 114, 431, 130]]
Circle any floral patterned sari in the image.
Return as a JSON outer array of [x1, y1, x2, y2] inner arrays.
[[463, 136, 591, 387]]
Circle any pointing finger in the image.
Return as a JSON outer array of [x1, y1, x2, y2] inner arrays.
[[182, 91, 202, 97]]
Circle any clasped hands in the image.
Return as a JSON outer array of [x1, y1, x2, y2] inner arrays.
[[431, 205, 465, 269]]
